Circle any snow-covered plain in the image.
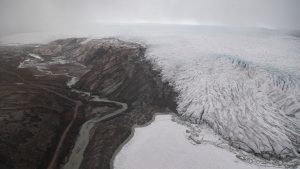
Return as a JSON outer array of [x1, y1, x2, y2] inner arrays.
[[1, 24, 300, 164], [114, 114, 288, 169]]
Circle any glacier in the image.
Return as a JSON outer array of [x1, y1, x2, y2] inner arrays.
[[143, 27, 300, 159]]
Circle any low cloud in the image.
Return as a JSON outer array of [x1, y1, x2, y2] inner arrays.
[[0, 0, 299, 35]]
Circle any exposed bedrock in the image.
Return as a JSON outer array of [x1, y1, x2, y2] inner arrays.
[[34, 38, 177, 112], [36, 38, 178, 169], [76, 40, 177, 169], [72, 39, 177, 169], [0, 46, 75, 169]]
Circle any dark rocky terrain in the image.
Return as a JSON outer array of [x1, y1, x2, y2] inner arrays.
[[0, 38, 177, 169], [0, 46, 76, 169]]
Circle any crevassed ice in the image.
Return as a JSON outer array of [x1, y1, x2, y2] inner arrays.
[[145, 30, 300, 159]]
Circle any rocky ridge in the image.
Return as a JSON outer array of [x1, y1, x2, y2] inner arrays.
[[0, 38, 177, 169]]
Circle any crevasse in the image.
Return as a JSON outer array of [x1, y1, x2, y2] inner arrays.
[[145, 30, 300, 159]]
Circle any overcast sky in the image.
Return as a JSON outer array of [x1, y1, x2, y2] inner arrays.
[[1, 0, 300, 35]]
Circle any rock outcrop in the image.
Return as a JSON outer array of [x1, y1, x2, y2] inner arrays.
[[41, 38, 178, 169], [0, 38, 177, 169], [74, 39, 177, 169], [0, 46, 75, 169]]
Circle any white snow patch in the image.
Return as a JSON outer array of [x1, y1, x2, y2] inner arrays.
[[80, 38, 92, 45], [67, 77, 79, 88], [28, 53, 43, 60], [50, 56, 70, 64]]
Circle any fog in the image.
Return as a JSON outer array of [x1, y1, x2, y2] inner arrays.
[[1, 0, 300, 35]]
